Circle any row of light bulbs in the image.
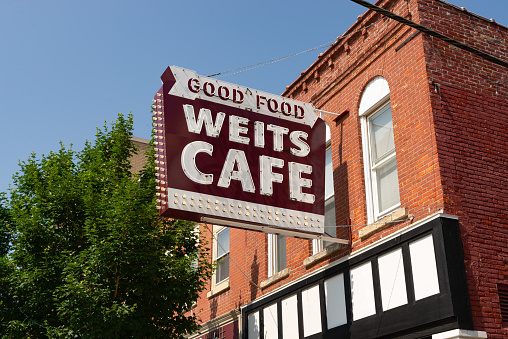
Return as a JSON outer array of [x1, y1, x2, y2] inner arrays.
[[171, 192, 320, 227], [153, 93, 167, 209]]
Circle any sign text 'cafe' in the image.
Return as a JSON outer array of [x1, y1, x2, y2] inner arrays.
[[153, 66, 326, 237]]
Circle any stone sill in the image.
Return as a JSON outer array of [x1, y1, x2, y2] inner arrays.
[[260, 268, 290, 290], [207, 279, 230, 299], [303, 243, 342, 268], [359, 207, 409, 239]]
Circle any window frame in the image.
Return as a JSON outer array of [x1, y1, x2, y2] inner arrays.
[[360, 91, 401, 223], [209, 225, 230, 296], [313, 128, 336, 255], [268, 234, 286, 277]]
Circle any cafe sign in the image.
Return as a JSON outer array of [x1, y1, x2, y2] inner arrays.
[[153, 66, 326, 236]]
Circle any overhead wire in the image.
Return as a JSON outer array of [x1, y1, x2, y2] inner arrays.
[[206, 0, 506, 97], [349, 0, 508, 70], [207, 41, 335, 78], [207, 15, 385, 79], [204, 223, 264, 292], [192, 1, 506, 332]]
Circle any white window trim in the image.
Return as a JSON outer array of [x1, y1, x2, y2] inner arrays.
[[313, 194, 337, 255], [268, 234, 286, 277], [208, 225, 230, 297], [360, 93, 400, 224], [313, 134, 336, 255], [313, 238, 324, 255]]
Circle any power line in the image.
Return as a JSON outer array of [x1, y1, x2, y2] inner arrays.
[[204, 223, 264, 292], [207, 15, 385, 79], [206, 1, 506, 93], [208, 41, 335, 78]]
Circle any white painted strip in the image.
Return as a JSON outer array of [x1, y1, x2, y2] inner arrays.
[[410, 234, 440, 300], [263, 303, 278, 339], [350, 261, 376, 320], [325, 273, 347, 329], [281, 295, 299, 339], [378, 248, 408, 310], [247, 311, 260, 339], [302, 285, 322, 336]]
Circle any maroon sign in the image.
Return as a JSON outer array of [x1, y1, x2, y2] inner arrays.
[[153, 66, 326, 236]]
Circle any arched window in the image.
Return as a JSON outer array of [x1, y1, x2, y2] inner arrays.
[[359, 77, 400, 223]]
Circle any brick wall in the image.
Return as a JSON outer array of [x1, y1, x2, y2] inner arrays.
[[418, 1, 508, 337], [129, 136, 150, 174], [285, 0, 442, 251], [192, 0, 426, 324], [192, 1, 508, 337]]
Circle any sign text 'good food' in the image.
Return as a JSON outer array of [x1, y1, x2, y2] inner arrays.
[[153, 66, 326, 236]]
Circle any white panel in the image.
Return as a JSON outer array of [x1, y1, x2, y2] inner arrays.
[[378, 248, 408, 311], [263, 303, 278, 339], [324, 273, 347, 329], [302, 284, 322, 337], [358, 76, 390, 115], [350, 261, 376, 320], [325, 147, 334, 198], [282, 295, 299, 339], [248, 311, 260, 339], [410, 234, 440, 300]]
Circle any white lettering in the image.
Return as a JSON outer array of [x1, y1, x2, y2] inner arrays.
[[267, 124, 289, 152], [229, 115, 250, 145], [254, 121, 265, 148], [260, 156, 284, 196], [290, 131, 310, 157], [183, 104, 225, 138], [181, 141, 214, 184], [217, 149, 255, 193], [289, 162, 314, 203]]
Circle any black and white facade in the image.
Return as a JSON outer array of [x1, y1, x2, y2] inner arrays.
[[241, 215, 483, 339]]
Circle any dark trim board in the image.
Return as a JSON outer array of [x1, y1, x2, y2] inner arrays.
[[241, 216, 473, 339]]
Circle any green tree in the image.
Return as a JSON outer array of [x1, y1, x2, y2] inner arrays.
[[0, 114, 212, 338]]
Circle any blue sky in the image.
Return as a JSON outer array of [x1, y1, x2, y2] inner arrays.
[[1, 0, 507, 194]]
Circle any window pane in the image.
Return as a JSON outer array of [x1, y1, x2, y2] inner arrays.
[[216, 253, 229, 284], [376, 157, 400, 212], [324, 196, 336, 238], [370, 105, 395, 163], [217, 227, 229, 259], [276, 235, 286, 272], [325, 147, 334, 198]]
